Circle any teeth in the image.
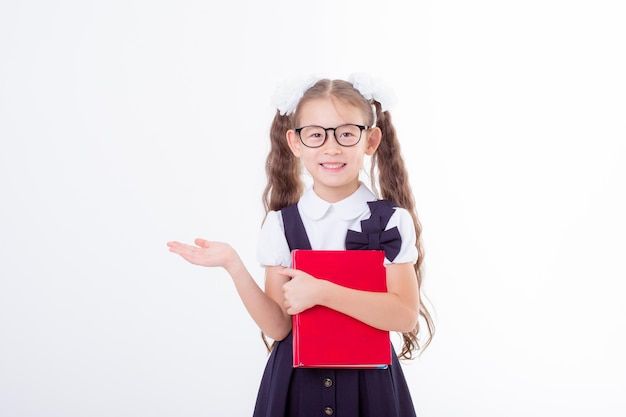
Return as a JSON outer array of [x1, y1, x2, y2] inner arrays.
[[322, 163, 344, 169]]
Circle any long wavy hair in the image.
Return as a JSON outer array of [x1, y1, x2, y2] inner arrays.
[[261, 79, 435, 359]]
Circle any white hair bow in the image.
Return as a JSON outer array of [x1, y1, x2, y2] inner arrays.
[[271, 73, 397, 116]]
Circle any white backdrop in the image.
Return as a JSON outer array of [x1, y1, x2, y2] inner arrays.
[[1, 1, 625, 416]]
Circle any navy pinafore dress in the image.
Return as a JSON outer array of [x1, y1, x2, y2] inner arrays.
[[252, 201, 418, 417]]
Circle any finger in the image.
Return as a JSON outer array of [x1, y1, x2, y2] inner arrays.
[[167, 241, 196, 249], [167, 241, 187, 253], [194, 238, 210, 248], [167, 242, 194, 253], [286, 305, 300, 315], [278, 268, 296, 277]]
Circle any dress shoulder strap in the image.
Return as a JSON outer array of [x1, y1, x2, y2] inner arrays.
[[280, 203, 312, 251]]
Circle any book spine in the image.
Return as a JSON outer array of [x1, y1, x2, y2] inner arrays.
[[291, 250, 302, 367], [292, 314, 302, 367]]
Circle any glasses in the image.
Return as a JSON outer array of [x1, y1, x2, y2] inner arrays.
[[295, 124, 369, 148]]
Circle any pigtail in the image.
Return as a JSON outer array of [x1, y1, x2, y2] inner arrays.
[[371, 102, 435, 358], [261, 110, 305, 353], [262, 111, 303, 214]]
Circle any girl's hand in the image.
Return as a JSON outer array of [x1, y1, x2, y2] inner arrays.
[[167, 238, 239, 270], [279, 268, 326, 315]]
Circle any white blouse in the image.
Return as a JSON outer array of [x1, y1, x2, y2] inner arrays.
[[256, 183, 418, 268]]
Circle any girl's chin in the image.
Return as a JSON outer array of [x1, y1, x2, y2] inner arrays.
[[313, 181, 360, 198]]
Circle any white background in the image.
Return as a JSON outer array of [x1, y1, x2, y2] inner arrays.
[[1, 1, 625, 416]]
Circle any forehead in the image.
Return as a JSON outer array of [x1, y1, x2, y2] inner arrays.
[[297, 98, 366, 126]]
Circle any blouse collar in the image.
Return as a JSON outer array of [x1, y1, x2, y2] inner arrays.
[[299, 183, 376, 221]]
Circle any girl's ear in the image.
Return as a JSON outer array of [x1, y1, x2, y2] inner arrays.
[[365, 127, 382, 156], [286, 129, 302, 157]]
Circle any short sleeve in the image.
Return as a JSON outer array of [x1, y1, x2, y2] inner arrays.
[[256, 210, 292, 268], [384, 207, 418, 265]]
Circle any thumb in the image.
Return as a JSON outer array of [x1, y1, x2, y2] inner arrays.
[[194, 238, 210, 248], [278, 268, 296, 278]]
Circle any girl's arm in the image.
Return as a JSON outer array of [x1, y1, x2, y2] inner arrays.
[[167, 239, 292, 341], [279, 262, 419, 333], [262, 265, 293, 340]]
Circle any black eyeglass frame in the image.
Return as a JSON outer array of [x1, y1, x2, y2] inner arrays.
[[294, 124, 370, 148]]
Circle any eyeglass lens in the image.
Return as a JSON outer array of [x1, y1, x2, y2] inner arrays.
[[298, 124, 363, 147]]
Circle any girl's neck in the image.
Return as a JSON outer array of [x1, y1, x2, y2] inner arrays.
[[312, 182, 360, 203]]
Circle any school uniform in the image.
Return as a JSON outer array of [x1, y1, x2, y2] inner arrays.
[[254, 183, 419, 417]]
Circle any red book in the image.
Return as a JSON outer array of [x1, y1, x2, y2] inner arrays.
[[291, 250, 392, 368]]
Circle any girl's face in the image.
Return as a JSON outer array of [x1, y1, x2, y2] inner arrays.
[[286, 98, 381, 203]]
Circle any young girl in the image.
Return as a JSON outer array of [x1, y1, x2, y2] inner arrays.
[[167, 74, 434, 417]]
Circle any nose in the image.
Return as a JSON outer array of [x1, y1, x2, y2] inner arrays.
[[322, 130, 342, 153]]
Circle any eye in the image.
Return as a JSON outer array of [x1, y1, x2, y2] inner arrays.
[[337, 125, 360, 138], [299, 126, 326, 146]]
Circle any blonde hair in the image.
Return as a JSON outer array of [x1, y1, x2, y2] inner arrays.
[[262, 79, 435, 358]]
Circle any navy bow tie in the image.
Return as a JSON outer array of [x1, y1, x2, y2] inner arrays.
[[345, 200, 402, 262]]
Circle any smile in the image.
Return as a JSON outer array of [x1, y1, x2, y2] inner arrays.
[[321, 163, 346, 169]]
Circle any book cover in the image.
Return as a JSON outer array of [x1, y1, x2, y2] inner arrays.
[[291, 249, 391, 368]]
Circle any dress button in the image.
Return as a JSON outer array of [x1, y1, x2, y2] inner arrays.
[[324, 406, 334, 415], [323, 378, 333, 388]]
